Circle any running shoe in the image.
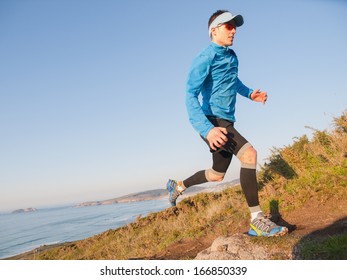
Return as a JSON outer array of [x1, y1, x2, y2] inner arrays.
[[248, 212, 288, 237], [166, 179, 185, 206]]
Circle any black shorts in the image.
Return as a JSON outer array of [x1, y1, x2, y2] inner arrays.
[[202, 116, 251, 173]]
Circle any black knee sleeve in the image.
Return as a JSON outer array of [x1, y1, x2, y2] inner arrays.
[[240, 167, 259, 207], [183, 170, 208, 188]]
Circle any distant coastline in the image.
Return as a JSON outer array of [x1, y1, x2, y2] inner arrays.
[[74, 189, 169, 207], [74, 180, 240, 208], [12, 208, 37, 214]]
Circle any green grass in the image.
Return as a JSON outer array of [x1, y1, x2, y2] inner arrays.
[[299, 235, 347, 260]]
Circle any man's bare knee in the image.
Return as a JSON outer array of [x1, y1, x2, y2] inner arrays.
[[205, 169, 225, 182], [209, 173, 224, 182], [239, 146, 257, 165]]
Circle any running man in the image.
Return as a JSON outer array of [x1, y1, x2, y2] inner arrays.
[[167, 10, 288, 237]]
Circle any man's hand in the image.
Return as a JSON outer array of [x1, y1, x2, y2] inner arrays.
[[251, 89, 268, 104], [206, 127, 228, 151]]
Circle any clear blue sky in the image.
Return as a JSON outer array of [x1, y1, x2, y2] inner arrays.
[[1, 0, 346, 212]]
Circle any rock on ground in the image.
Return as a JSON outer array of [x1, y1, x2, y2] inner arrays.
[[195, 234, 292, 260]]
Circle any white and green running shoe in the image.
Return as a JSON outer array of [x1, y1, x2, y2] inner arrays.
[[248, 212, 288, 237]]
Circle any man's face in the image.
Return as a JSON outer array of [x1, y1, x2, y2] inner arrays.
[[211, 21, 237, 47]]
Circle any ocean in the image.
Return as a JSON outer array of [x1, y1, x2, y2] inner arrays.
[[0, 199, 170, 259]]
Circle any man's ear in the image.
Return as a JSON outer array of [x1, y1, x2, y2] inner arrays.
[[210, 27, 216, 38]]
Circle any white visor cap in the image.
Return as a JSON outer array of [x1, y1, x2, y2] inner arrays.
[[208, 12, 244, 37]]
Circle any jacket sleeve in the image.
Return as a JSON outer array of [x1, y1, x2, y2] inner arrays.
[[236, 77, 253, 99], [185, 54, 214, 138]]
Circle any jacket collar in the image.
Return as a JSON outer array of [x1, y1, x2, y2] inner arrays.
[[210, 42, 229, 54]]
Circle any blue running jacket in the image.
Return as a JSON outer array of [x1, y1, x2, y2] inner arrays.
[[186, 42, 253, 138]]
